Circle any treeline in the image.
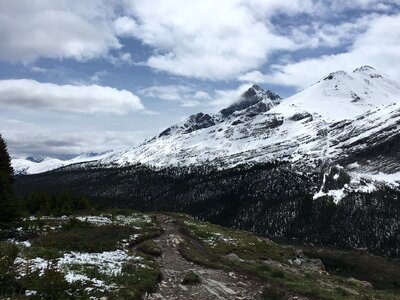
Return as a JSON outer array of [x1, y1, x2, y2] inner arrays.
[[19, 190, 91, 216]]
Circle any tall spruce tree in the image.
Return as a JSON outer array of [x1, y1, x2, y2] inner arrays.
[[0, 135, 18, 225]]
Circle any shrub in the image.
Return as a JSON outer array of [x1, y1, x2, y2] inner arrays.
[[34, 224, 136, 252], [136, 240, 162, 257], [260, 285, 287, 300], [182, 271, 201, 285], [22, 267, 70, 299], [271, 269, 285, 279], [0, 242, 20, 295]]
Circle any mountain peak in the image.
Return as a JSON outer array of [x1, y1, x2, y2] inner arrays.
[[26, 156, 46, 163], [220, 85, 281, 117], [353, 65, 375, 73], [242, 84, 281, 100], [272, 66, 400, 122], [157, 85, 282, 138], [158, 112, 216, 138], [322, 70, 349, 81], [243, 84, 262, 95]]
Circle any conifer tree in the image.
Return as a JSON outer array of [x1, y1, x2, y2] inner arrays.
[[0, 135, 18, 225]]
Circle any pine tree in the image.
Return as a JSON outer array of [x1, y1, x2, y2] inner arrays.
[[0, 135, 18, 225]]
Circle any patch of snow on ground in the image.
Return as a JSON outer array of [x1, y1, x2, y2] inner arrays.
[[76, 213, 153, 228], [16, 249, 144, 292], [204, 232, 238, 247], [10, 213, 158, 297], [15, 257, 48, 277], [114, 214, 153, 227], [25, 290, 37, 296], [64, 272, 112, 292], [76, 215, 112, 225], [25, 213, 153, 228], [59, 250, 142, 276], [8, 239, 31, 247]]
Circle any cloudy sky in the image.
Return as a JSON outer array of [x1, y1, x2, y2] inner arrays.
[[1, 0, 399, 158]]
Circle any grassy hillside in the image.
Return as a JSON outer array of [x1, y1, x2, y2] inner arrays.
[[0, 210, 162, 299], [1, 210, 399, 299]]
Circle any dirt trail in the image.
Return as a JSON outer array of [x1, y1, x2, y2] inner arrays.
[[145, 214, 263, 300]]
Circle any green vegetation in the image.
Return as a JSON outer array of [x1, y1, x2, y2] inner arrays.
[[0, 211, 162, 299], [181, 271, 201, 285], [136, 239, 162, 257], [300, 246, 400, 290], [0, 135, 19, 227], [260, 285, 287, 300], [0, 188, 399, 300], [116, 257, 161, 298], [21, 190, 91, 216], [34, 222, 136, 253], [175, 213, 400, 300], [22, 266, 71, 299], [175, 214, 295, 266], [0, 242, 19, 295]]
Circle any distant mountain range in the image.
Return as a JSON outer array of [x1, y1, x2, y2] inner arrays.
[[12, 151, 113, 175]]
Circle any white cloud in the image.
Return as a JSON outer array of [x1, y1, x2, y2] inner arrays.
[[139, 85, 191, 101], [120, 0, 313, 80], [325, 0, 397, 12], [286, 16, 374, 49], [139, 84, 211, 107], [0, 1, 121, 63], [1, 0, 397, 83], [108, 52, 136, 66], [139, 82, 271, 111], [208, 84, 253, 111], [239, 71, 269, 84], [89, 71, 109, 84], [114, 16, 137, 37], [119, 0, 399, 80], [240, 13, 400, 89], [138, 83, 258, 110], [3, 129, 150, 158], [0, 79, 144, 114]]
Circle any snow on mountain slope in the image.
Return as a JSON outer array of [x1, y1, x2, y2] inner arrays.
[[13, 66, 400, 198], [97, 66, 400, 169], [271, 66, 400, 121], [12, 156, 65, 175], [99, 86, 288, 167], [12, 151, 113, 175]]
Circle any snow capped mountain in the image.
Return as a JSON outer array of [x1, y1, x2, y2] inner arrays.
[[271, 66, 400, 121], [99, 85, 284, 167], [12, 150, 113, 175], [96, 66, 399, 170], [13, 156, 65, 175], [13, 66, 400, 200]]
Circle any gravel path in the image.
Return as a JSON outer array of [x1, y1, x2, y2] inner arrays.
[[145, 215, 263, 300]]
